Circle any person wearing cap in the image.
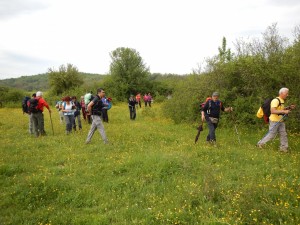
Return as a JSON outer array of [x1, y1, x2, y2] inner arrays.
[[86, 88, 108, 144], [128, 94, 138, 120], [201, 92, 232, 145], [31, 91, 51, 137]]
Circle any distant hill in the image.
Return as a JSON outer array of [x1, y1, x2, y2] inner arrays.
[[0, 73, 108, 91]]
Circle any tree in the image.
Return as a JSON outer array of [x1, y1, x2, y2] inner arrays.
[[108, 47, 150, 100], [48, 64, 83, 95]]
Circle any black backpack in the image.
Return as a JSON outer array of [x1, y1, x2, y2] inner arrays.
[[22, 96, 30, 113], [28, 98, 40, 113], [261, 97, 281, 123]]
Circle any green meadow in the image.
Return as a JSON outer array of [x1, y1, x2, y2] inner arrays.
[[0, 104, 299, 225]]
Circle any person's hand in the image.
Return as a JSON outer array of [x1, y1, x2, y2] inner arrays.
[[290, 104, 296, 110], [201, 115, 205, 122], [283, 109, 290, 114]]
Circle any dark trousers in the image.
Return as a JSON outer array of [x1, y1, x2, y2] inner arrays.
[[129, 106, 136, 120], [81, 107, 86, 120], [205, 116, 218, 141], [102, 109, 108, 122]]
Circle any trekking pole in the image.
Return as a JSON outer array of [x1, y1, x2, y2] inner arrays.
[[257, 114, 287, 145], [230, 111, 241, 145], [49, 112, 54, 135]]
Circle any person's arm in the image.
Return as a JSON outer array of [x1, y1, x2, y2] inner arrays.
[[271, 107, 290, 115], [201, 102, 209, 122], [87, 101, 95, 113], [43, 100, 51, 113]]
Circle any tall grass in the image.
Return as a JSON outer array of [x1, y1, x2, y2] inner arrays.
[[0, 105, 299, 225]]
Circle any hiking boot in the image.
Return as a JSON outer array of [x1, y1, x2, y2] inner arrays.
[[256, 143, 264, 149], [279, 148, 288, 153]]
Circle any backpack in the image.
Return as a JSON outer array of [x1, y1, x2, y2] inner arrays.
[[259, 97, 281, 123], [84, 93, 94, 106], [28, 98, 40, 113], [22, 96, 30, 113], [200, 97, 212, 111]]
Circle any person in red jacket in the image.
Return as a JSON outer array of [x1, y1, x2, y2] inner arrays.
[[28, 91, 51, 137]]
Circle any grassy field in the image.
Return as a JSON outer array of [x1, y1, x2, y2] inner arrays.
[[0, 104, 299, 225]]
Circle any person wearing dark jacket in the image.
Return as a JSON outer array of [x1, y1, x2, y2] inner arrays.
[[128, 95, 137, 120], [72, 96, 82, 130], [201, 92, 232, 145], [85, 88, 108, 144]]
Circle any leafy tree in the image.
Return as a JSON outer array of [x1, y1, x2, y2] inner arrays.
[[108, 47, 150, 100], [48, 64, 83, 95]]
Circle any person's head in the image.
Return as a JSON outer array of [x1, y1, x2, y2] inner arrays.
[[36, 91, 42, 98], [32, 93, 36, 98], [80, 96, 84, 100], [64, 96, 71, 102], [97, 88, 105, 98], [72, 96, 77, 100], [279, 87, 289, 100], [212, 92, 219, 101]]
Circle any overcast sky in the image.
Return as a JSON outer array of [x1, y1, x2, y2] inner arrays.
[[0, 0, 299, 79]]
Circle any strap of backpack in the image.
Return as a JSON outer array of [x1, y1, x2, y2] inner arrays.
[[275, 97, 282, 107]]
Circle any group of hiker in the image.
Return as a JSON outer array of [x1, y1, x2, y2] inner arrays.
[[128, 93, 153, 120], [22, 87, 296, 153], [200, 87, 295, 153]]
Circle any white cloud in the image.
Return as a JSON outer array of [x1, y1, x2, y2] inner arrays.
[[0, 0, 299, 79]]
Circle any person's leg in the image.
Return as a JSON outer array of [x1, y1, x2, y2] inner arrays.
[[129, 107, 133, 119], [70, 115, 75, 132], [64, 115, 70, 134], [28, 114, 33, 134], [38, 112, 46, 136], [82, 107, 86, 121], [205, 117, 216, 142], [86, 116, 97, 143], [73, 114, 77, 131], [133, 107, 136, 120], [77, 114, 82, 129], [93, 115, 108, 143], [278, 122, 288, 151], [257, 121, 279, 146], [59, 111, 64, 123], [32, 114, 39, 137]]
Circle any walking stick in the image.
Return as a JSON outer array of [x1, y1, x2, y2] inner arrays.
[[195, 121, 203, 144], [230, 111, 241, 145], [49, 112, 54, 135]]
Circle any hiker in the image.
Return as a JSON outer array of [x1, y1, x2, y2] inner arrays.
[[62, 96, 75, 134], [28, 91, 51, 137], [85, 88, 108, 144], [72, 96, 82, 130], [101, 96, 109, 123], [128, 94, 137, 120], [201, 92, 233, 145], [80, 96, 87, 121], [147, 93, 152, 107], [55, 98, 64, 124], [257, 88, 296, 152], [143, 93, 148, 107], [84, 91, 94, 124], [22, 93, 35, 134], [136, 93, 142, 108]]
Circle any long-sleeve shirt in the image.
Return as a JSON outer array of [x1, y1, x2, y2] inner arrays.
[[37, 97, 50, 112]]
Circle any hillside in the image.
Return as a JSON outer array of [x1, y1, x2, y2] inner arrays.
[[0, 73, 107, 91]]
